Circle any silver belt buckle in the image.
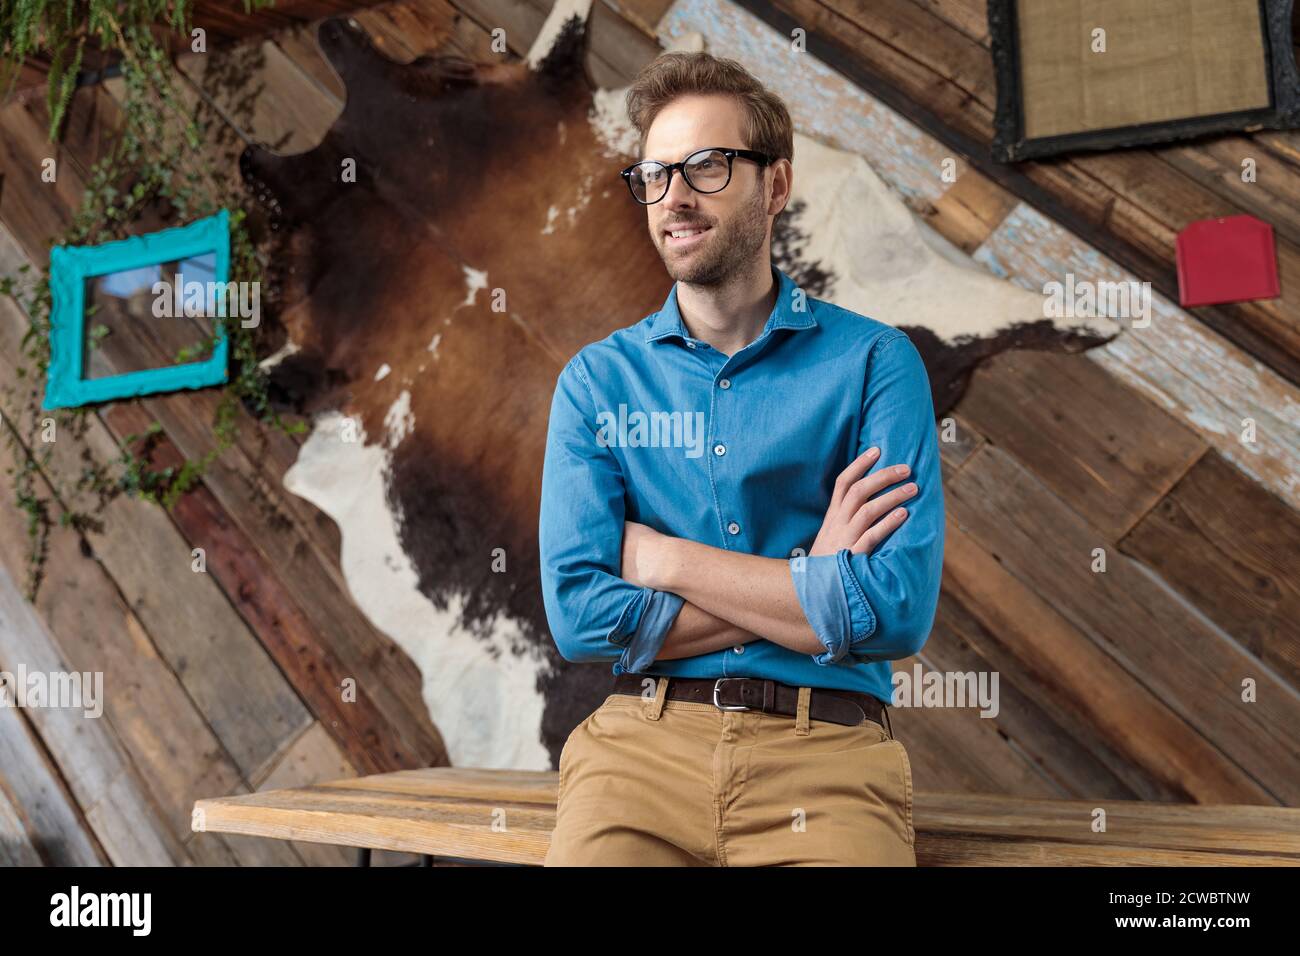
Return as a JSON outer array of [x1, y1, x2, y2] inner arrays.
[[713, 678, 750, 711]]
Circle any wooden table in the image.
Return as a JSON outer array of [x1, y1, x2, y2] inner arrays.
[[193, 767, 1300, 866]]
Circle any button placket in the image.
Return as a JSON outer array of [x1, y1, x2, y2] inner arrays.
[[712, 361, 729, 460], [701, 350, 742, 549]]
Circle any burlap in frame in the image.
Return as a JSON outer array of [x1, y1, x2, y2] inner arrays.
[[1017, 0, 1271, 139]]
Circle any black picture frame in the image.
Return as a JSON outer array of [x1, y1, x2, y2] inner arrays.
[[989, 0, 1300, 163]]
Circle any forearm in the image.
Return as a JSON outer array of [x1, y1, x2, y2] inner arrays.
[[654, 600, 762, 661], [653, 538, 822, 655]]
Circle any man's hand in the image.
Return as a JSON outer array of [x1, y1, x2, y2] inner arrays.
[[810, 446, 918, 557]]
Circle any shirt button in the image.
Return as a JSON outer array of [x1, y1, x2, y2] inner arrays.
[[732, 645, 744, 654], [685, 340, 696, 349], [713, 443, 726, 456], [727, 521, 740, 535], [719, 378, 731, 389]]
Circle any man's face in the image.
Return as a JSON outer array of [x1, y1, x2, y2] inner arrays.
[[641, 94, 773, 286]]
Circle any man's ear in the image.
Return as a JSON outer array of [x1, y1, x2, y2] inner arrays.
[[769, 159, 793, 216]]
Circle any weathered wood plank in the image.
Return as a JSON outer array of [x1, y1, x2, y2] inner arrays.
[[914, 0, 988, 44], [918, 838, 1298, 867], [0, 96, 85, 267], [45, 82, 126, 178], [0, 564, 191, 865], [922, 589, 1137, 800], [177, 40, 340, 156], [1155, 136, 1300, 249], [240, 720, 370, 866], [956, 349, 1208, 541], [915, 790, 1300, 856], [0, 429, 252, 843], [974, 203, 1300, 513], [453, 0, 551, 59], [184, 815, 306, 865], [0, 785, 44, 866], [192, 766, 1300, 864], [351, 0, 467, 62], [187, 0, 387, 44], [583, 0, 665, 89], [1120, 450, 1300, 691], [186, 723, 362, 866], [925, 167, 1018, 253], [0, 418, 304, 867], [941, 513, 1275, 804], [457, 0, 661, 88], [96, 69, 252, 208], [604, 0, 676, 37], [272, 23, 347, 100], [946, 443, 1300, 802], [888, 648, 1057, 798], [936, 412, 984, 481], [78, 770, 197, 865], [0, 653, 105, 865]]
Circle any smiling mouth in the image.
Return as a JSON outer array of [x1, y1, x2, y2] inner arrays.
[[664, 224, 712, 247]]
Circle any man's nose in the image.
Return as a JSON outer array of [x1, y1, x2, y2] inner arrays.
[[663, 168, 696, 206]]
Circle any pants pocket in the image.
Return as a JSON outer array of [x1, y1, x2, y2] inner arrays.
[[557, 693, 622, 795], [557, 710, 597, 802], [892, 739, 915, 847]]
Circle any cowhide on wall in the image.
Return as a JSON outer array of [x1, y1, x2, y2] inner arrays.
[[239, 3, 1119, 771]]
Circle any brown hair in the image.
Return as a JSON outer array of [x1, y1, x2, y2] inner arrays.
[[624, 51, 794, 166]]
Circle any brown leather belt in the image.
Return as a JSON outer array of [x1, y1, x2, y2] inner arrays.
[[611, 674, 889, 731]]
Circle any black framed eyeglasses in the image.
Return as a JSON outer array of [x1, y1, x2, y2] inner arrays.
[[619, 146, 773, 205]]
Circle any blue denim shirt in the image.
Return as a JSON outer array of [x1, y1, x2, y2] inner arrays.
[[538, 263, 944, 705]]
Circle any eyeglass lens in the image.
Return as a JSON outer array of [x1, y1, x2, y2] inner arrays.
[[629, 149, 732, 204]]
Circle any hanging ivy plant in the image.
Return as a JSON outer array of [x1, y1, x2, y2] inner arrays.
[[0, 1, 302, 599]]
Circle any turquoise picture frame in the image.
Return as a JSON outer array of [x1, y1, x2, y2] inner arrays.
[[43, 209, 232, 410]]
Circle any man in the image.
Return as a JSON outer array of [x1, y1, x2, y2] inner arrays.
[[538, 51, 944, 865]]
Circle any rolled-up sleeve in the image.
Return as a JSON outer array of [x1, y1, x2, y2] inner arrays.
[[789, 331, 944, 664], [539, 357, 684, 669]]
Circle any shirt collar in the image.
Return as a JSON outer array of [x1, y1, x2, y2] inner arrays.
[[643, 263, 817, 345]]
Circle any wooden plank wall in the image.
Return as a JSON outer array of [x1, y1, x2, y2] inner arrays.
[[0, 1, 463, 866], [0, 0, 1296, 864]]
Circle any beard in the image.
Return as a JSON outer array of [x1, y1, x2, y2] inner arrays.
[[656, 181, 769, 287]]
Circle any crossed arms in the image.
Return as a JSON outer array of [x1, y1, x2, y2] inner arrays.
[[618, 447, 918, 659], [538, 331, 945, 674]]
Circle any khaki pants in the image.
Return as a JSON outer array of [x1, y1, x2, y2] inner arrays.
[[545, 678, 916, 866]]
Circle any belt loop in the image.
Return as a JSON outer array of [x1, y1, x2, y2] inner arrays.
[[644, 677, 669, 721], [882, 704, 895, 740], [794, 686, 812, 736]]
